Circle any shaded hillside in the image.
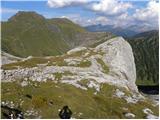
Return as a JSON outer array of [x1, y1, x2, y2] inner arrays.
[[128, 30, 159, 85]]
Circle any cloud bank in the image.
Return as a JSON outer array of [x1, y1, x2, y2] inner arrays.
[[89, 0, 133, 16], [47, 0, 87, 8], [47, 0, 159, 31]]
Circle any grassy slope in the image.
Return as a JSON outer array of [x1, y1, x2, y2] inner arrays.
[[1, 81, 158, 119], [2, 11, 115, 58], [128, 30, 159, 85], [1, 12, 86, 57]]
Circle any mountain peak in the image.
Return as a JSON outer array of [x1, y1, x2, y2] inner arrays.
[[8, 11, 45, 22]]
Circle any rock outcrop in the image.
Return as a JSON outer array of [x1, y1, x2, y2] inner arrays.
[[1, 51, 23, 65], [1, 37, 138, 92], [96, 37, 137, 92]]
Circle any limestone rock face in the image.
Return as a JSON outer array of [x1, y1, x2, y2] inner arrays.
[[96, 37, 137, 92]]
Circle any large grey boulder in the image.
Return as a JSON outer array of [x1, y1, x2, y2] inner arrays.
[[96, 37, 137, 92]]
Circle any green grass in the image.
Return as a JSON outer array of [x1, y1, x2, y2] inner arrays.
[[96, 58, 109, 74], [1, 52, 92, 70], [53, 71, 74, 81], [90, 35, 117, 48], [77, 79, 89, 88], [75, 60, 92, 67], [136, 79, 158, 86], [54, 73, 63, 81], [1, 81, 158, 119], [2, 57, 48, 70], [1, 12, 87, 57]]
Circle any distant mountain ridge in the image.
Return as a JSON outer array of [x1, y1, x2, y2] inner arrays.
[[2, 11, 113, 57], [85, 24, 138, 37], [85, 24, 159, 38]]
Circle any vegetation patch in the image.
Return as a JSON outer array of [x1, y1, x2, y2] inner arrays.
[[90, 35, 116, 48], [96, 58, 109, 74], [77, 79, 89, 88], [32, 95, 47, 109], [136, 79, 158, 86], [75, 60, 92, 67], [1, 81, 158, 119], [54, 72, 63, 81], [53, 71, 74, 81], [2, 57, 48, 70]]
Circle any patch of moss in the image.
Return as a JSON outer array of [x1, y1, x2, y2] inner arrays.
[[74, 60, 92, 67], [63, 71, 74, 76], [96, 58, 109, 74], [53, 71, 74, 81], [54, 73, 63, 81], [77, 79, 89, 88]]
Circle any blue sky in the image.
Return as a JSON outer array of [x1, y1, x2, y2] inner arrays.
[[1, 1, 96, 20], [1, 0, 159, 31]]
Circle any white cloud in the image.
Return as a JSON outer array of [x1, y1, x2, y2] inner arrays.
[[60, 14, 98, 26], [95, 16, 111, 25], [133, 0, 159, 24], [47, 0, 158, 31], [47, 0, 87, 8], [86, 0, 159, 31], [89, 0, 133, 16]]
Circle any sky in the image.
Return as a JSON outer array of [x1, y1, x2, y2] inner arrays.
[[0, 0, 159, 30]]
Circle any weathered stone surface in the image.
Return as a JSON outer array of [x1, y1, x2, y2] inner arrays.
[[96, 37, 137, 92], [1, 51, 23, 65]]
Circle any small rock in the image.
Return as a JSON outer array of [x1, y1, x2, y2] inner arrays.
[[21, 81, 28, 87], [125, 113, 135, 118], [114, 89, 125, 98]]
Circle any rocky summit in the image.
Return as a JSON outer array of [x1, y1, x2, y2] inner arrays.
[[1, 37, 158, 119]]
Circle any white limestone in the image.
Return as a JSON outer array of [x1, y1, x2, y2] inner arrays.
[[21, 81, 28, 87], [67, 47, 87, 55], [87, 81, 100, 92], [125, 113, 135, 118], [114, 89, 125, 98], [1, 51, 22, 65], [95, 37, 137, 92], [143, 108, 159, 119]]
